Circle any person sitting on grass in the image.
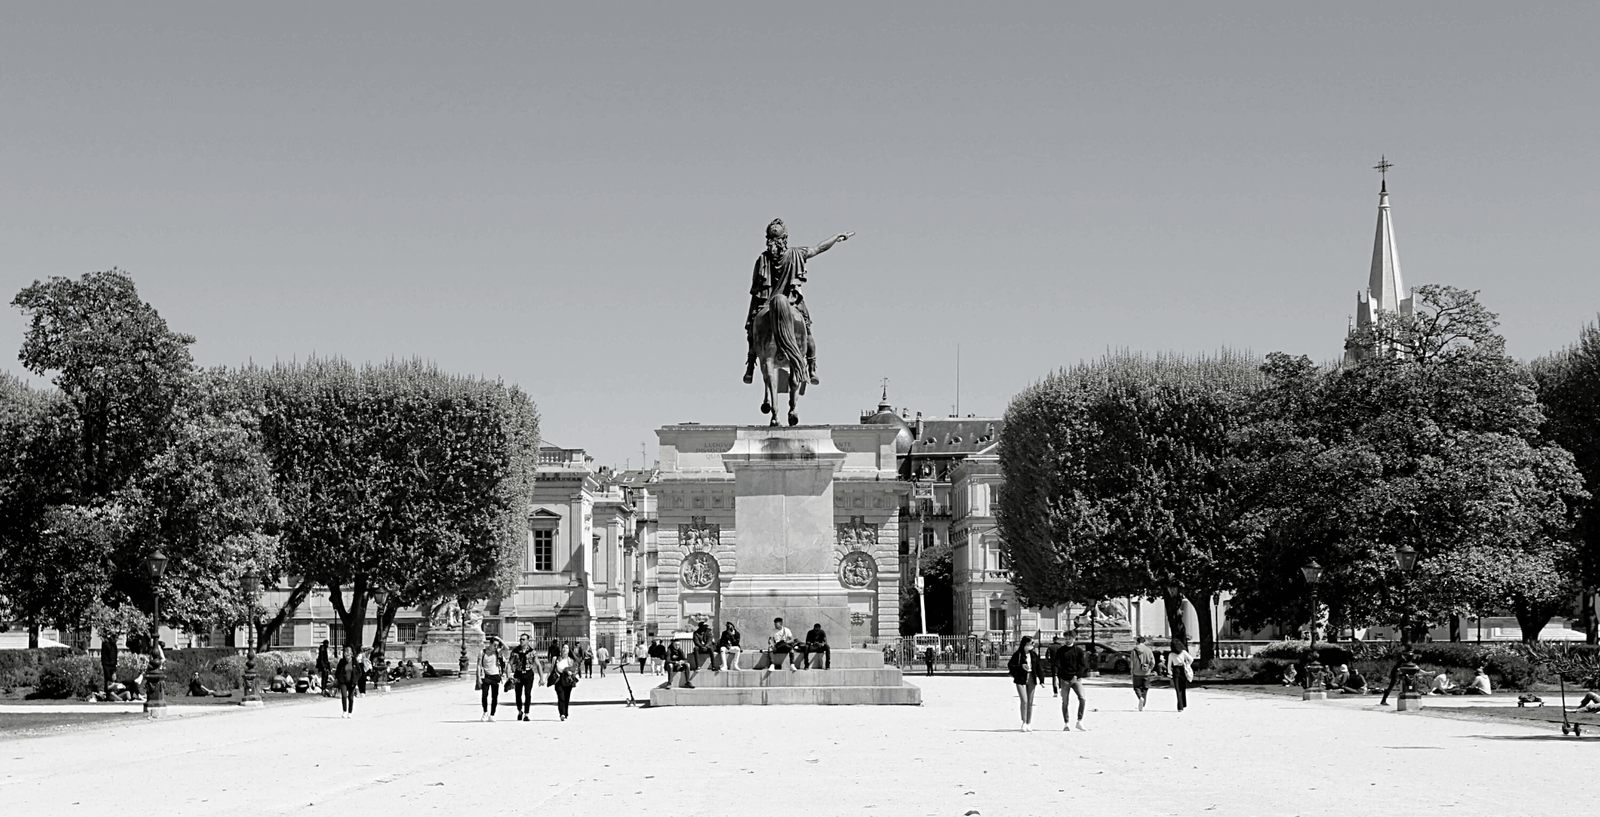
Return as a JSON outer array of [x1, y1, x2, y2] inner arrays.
[[1279, 664, 1298, 687], [1465, 667, 1492, 695], [1568, 686, 1600, 714], [1335, 665, 1367, 695], [295, 674, 311, 694], [1429, 670, 1458, 695], [188, 672, 215, 697], [269, 668, 292, 693]]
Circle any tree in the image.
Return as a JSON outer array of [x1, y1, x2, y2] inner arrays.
[[1231, 287, 1587, 643], [997, 350, 1265, 663], [1531, 315, 1600, 643], [235, 358, 539, 651]]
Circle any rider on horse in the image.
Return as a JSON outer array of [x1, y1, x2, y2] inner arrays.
[[742, 219, 851, 386]]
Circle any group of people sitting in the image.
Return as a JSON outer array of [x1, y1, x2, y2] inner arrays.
[[1282, 658, 1497, 699], [658, 617, 831, 690]]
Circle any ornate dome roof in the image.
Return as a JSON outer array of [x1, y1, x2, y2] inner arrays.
[[861, 391, 913, 454]]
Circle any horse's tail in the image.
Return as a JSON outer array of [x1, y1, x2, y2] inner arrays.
[[766, 294, 810, 385]]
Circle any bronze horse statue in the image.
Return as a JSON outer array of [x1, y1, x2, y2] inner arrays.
[[750, 290, 809, 426]]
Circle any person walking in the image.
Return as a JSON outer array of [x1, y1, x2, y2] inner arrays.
[[315, 640, 333, 697], [356, 648, 371, 696], [509, 633, 544, 722], [596, 644, 611, 678], [550, 644, 578, 721], [923, 645, 936, 677], [637, 639, 649, 675], [581, 642, 594, 678], [1054, 632, 1091, 731], [477, 636, 507, 722], [648, 639, 666, 675], [334, 645, 358, 718], [1168, 637, 1195, 712], [1129, 636, 1157, 711], [1007, 636, 1046, 731], [1377, 646, 1419, 707]]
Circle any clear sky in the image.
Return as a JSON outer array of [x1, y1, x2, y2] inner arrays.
[[4, 2, 1597, 468]]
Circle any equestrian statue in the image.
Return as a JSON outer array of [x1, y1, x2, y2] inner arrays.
[[742, 218, 852, 426]]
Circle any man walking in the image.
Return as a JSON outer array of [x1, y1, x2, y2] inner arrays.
[[1055, 632, 1091, 731], [1129, 636, 1156, 711]]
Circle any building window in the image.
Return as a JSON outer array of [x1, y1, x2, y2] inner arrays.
[[922, 528, 935, 551], [268, 624, 296, 649], [533, 529, 554, 571], [988, 607, 1008, 633], [533, 622, 553, 643], [395, 623, 419, 643], [328, 623, 345, 649]]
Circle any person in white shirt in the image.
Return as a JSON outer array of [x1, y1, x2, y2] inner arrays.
[[767, 617, 796, 672], [1465, 667, 1492, 695], [1429, 671, 1457, 695], [1167, 639, 1195, 711]]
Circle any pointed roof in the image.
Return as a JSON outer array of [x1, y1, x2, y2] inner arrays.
[[1367, 180, 1405, 316]]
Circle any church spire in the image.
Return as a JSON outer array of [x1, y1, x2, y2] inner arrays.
[[1345, 158, 1414, 364]]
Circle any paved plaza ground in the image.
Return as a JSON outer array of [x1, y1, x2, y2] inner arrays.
[[2, 672, 1593, 816]]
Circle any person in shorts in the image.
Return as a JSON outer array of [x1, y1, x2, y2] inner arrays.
[[767, 617, 796, 672]]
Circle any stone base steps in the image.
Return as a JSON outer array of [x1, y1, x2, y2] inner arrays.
[[649, 684, 921, 707], [656, 668, 905, 688], [686, 649, 886, 671]]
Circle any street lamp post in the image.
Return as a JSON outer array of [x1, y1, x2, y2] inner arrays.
[[371, 588, 389, 693], [1300, 561, 1326, 701], [144, 551, 170, 718], [239, 573, 263, 707], [1393, 545, 1423, 712], [458, 596, 469, 675]]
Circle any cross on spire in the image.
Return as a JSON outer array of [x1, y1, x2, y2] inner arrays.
[[880, 377, 890, 401], [1374, 155, 1393, 191]]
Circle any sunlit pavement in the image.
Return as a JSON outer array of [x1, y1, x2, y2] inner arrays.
[[2, 672, 1589, 816]]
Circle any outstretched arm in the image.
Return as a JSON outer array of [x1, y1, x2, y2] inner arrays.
[[804, 232, 854, 259]]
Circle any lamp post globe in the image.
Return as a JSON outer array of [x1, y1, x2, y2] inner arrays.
[[142, 551, 170, 717]]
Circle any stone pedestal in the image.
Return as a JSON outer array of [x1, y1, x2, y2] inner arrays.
[[421, 624, 484, 674], [720, 428, 851, 643]]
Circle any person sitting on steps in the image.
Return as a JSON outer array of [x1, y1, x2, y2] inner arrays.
[[767, 617, 797, 672], [800, 623, 831, 670], [692, 621, 720, 672], [659, 639, 694, 690], [716, 621, 743, 671]]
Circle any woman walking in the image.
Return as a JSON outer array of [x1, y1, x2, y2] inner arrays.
[[509, 633, 544, 721], [549, 643, 578, 721], [334, 645, 358, 718], [477, 636, 508, 721], [1007, 636, 1046, 731], [1168, 638, 1195, 712]]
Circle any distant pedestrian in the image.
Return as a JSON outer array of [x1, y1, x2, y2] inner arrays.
[[509, 633, 544, 721], [1055, 632, 1091, 731], [100, 635, 119, 697], [923, 645, 936, 677], [356, 648, 370, 696], [334, 645, 358, 718], [1377, 646, 1419, 706], [943, 643, 954, 670], [477, 637, 507, 721], [581, 643, 594, 678], [1168, 638, 1194, 712], [550, 644, 578, 721], [596, 644, 611, 677], [637, 640, 649, 674], [1129, 636, 1157, 711], [316, 640, 333, 696], [648, 639, 667, 675], [1007, 636, 1046, 731], [1046, 634, 1063, 697]]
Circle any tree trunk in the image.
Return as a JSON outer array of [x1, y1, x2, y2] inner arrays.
[[1193, 595, 1215, 667], [328, 580, 368, 649], [1163, 591, 1188, 644], [27, 621, 39, 650], [254, 578, 316, 652], [1449, 615, 1461, 642], [1512, 602, 1553, 645], [1584, 588, 1598, 646]]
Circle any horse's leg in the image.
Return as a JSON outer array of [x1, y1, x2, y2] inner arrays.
[[764, 357, 780, 427], [787, 377, 800, 426], [760, 354, 772, 415]]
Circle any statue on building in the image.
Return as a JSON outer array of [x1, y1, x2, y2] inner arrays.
[[742, 218, 852, 426]]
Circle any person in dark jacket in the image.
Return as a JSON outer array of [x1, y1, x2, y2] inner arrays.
[[334, 645, 358, 718], [1055, 632, 1091, 731], [100, 635, 119, 697], [692, 622, 720, 672], [658, 639, 693, 689], [923, 645, 936, 677], [315, 640, 333, 697], [1007, 636, 1047, 731], [800, 623, 830, 670], [509, 633, 545, 721], [716, 622, 743, 671]]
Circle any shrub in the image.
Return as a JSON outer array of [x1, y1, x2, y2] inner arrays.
[[33, 655, 100, 699], [115, 653, 149, 684], [1, 666, 41, 690], [0, 647, 78, 675], [1253, 640, 1357, 666]]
